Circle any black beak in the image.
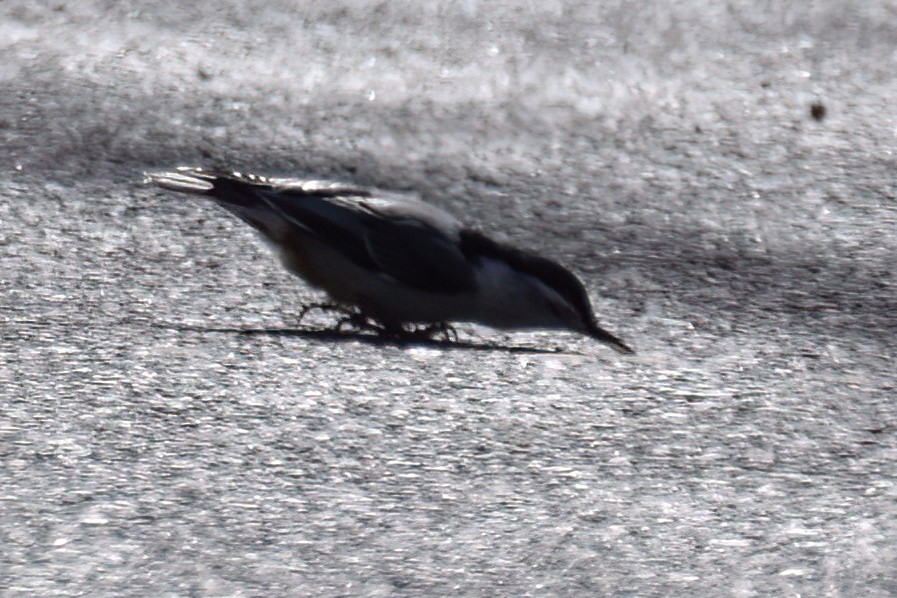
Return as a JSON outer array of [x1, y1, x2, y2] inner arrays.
[[587, 321, 635, 354]]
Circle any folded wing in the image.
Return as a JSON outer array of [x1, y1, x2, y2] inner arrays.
[[256, 184, 478, 294]]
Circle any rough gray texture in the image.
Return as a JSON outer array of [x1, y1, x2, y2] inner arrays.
[[2, 1, 896, 595]]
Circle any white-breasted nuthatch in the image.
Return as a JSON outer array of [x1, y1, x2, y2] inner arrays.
[[145, 166, 633, 353]]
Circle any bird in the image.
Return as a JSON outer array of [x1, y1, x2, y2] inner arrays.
[[145, 166, 633, 353]]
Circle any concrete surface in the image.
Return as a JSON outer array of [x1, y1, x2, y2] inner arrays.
[[1, 1, 896, 595]]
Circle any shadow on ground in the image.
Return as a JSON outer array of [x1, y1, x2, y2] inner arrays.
[[151, 322, 572, 355]]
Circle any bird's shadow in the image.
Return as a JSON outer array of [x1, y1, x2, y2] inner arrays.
[[153, 323, 573, 354]]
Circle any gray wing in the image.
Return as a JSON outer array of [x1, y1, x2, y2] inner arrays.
[[259, 186, 478, 294]]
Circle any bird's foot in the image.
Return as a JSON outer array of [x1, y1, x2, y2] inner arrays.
[[409, 321, 459, 342], [378, 322, 459, 342], [334, 311, 385, 335], [326, 311, 459, 343], [297, 301, 351, 323]]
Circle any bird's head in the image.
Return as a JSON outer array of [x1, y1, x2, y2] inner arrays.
[[525, 265, 634, 354], [460, 230, 633, 353]]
